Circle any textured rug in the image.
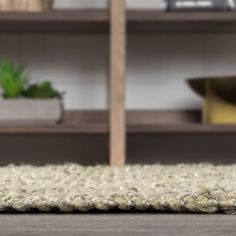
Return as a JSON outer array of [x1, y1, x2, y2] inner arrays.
[[0, 164, 236, 213]]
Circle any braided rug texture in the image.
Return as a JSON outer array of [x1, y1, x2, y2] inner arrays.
[[0, 164, 236, 213]]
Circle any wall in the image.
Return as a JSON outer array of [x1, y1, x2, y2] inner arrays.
[[2, 1, 236, 110], [0, 0, 236, 165], [54, 0, 166, 9], [3, 33, 236, 110]]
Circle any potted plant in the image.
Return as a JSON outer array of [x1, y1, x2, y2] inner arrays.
[[0, 60, 63, 125]]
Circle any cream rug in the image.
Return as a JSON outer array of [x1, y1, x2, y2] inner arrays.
[[0, 164, 235, 213]]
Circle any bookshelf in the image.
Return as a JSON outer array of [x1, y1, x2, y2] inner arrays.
[[1, 4, 236, 165]]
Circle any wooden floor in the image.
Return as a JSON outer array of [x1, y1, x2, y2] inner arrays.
[[0, 214, 235, 236]]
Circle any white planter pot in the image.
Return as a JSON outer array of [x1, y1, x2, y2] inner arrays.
[[0, 98, 63, 125], [127, 0, 166, 9], [54, 0, 107, 9]]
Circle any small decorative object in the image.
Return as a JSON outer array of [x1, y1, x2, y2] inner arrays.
[[167, 0, 235, 11], [187, 76, 236, 124], [0, 60, 63, 125], [0, 0, 54, 12]]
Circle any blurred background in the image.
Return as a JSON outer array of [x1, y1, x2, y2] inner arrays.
[[1, 0, 235, 165]]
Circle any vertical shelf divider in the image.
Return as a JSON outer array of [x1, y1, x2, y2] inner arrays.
[[110, 0, 127, 166]]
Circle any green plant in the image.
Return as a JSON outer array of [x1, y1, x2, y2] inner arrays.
[[0, 60, 27, 98], [23, 81, 61, 99], [0, 60, 61, 99]]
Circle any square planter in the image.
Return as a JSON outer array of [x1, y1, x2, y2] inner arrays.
[[0, 98, 63, 125]]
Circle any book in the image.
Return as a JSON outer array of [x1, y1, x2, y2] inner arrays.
[[167, 0, 235, 11]]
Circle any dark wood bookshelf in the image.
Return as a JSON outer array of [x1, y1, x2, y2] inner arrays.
[[0, 7, 235, 164], [0, 10, 109, 33], [128, 10, 236, 33], [1, 110, 236, 134], [0, 10, 236, 33]]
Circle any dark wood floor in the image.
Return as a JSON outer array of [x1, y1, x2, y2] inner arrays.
[[0, 214, 235, 236]]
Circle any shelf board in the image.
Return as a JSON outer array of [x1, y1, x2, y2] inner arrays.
[[0, 111, 108, 134], [0, 10, 109, 33], [0, 10, 236, 33], [128, 10, 236, 33], [129, 124, 236, 134], [1, 110, 236, 134]]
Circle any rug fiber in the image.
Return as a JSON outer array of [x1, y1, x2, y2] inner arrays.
[[0, 164, 235, 213]]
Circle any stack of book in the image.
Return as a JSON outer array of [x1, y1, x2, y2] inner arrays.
[[167, 0, 235, 11]]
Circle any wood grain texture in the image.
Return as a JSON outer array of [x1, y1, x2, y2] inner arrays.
[[0, 214, 235, 236], [110, 0, 126, 166]]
